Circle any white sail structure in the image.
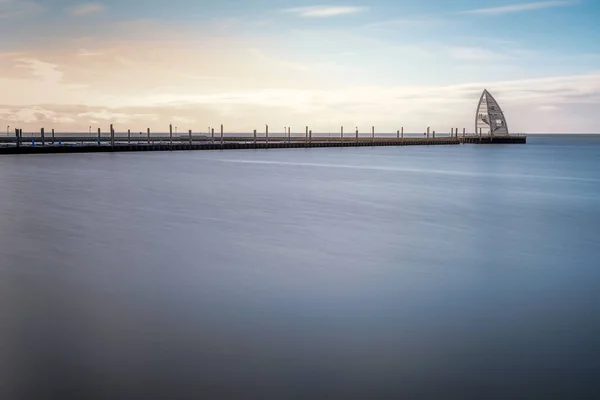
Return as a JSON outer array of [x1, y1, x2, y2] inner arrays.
[[475, 89, 509, 136]]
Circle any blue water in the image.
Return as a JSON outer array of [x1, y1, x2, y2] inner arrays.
[[0, 135, 599, 398]]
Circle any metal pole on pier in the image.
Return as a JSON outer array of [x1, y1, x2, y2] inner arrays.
[[397, 129, 400, 139], [189, 129, 192, 145], [97, 128, 101, 145], [211, 128, 214, 142], [341, 126, 343, 140], [433, 130, 436, 139], [427, 127, 430, 139], [169, 124, 173, 148], [15, 128, 20, 148], [52, 129, 55, 144], [372, 126, 375, 145], [41, 128, 45, 146], [288, 127, 291, 142], [266, 125, 269, 146], [309, 129, 312, 145], [305, 126, 308, 143], [254, 129, 257, 146], [110, 124, 114, 148], [220, 124, 224, 145], [355, 127, 358, 142], [128, 129, 131, 144], [463, 128, 466, 137], [147, 128, 150, 144], [401, 127, 404, 140]]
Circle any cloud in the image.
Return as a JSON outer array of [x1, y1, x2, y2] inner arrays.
[[0, 0, 43, 19], [284, 5, 367, 17], [67, 2, 105, 16], [460, 1, 573, 15], [448, 46, 511, 61], [366, 15, 444, 29]]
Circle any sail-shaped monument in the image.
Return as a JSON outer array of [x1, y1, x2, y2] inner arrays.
[[475, 89, 509, 136]]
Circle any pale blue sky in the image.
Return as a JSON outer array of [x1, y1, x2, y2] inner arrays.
[[1, 0, 599, 132]]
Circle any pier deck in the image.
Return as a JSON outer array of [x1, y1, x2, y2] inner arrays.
[[0, 134, 525, 155]]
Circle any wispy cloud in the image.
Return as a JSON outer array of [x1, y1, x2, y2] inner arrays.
[[284, 5, 367, 17], [67, 2, 105, 16], [0, 0, 43, 19], [448, 46, 511, 61], [366, 15, 444, 29], [460, 1, 573, 15]]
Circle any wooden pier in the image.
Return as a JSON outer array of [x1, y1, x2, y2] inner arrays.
[[459, 135, 527, 144], [0, 128, 526, 155]]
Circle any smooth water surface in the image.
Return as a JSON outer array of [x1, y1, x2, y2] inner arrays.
[[1, 135, 599, 398]]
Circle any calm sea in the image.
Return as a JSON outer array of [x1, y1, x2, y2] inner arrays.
[[1, 135, 599, 398]]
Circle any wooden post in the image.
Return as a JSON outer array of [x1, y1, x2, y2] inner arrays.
[[189, 129, 192, 145], [169, 124, 173, 148], [305, 126, 308, 143], [401, 127, 404, 139], [355, 127, 358, 141], [15, 128, 20, 148], [433, 130, 436, 139], [309, 129, 312, 145], [211, 128, 214, 142], [372, 126, 375, 145], [288, 127, 291, 142], [147, 128, 150, 144], [397, 129, 399, 139], [97, 128, 101, 145], [463, 128, 466, 136], [110, 124, 114, 147], [427, 127, 430, 139], [220, 124, 224, 145], [41, 127, 45, 146], [341, 126, 343, 140], [128, 129, 131, 144], [266, 125, 269, 146], [52, 128, 55, 144], [254, 129, 257, 145]]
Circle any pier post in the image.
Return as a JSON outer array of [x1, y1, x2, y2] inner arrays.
[[427, 127, 430, 139], [211, 128, 214, 142], [463, 128, 466, 137], [97, 128, 101, 145], [397, 129, 399, 139], [52, 128, 55, 144], [221, 124, 224, 145], [372, 126, 374, 142], [341, 126, 344, 141], [254, 129, 257, 146], [15, 128, 20, 148], [147, 128, 150, 144], [433, 130, 436, 139], [355, 127, 358, 142], [128, 129, 131, 144], [41, 127, 45, 146], [288, 127, 291, 142], [169, 124, 173, 148], [401, 127, 404, 140], [266, 125, 269, 146], [305, 126, 308, 143], [451, 128, 453, 137], [309, 129, 312, 145], [110, 124, 114, 148], [189, 129, 192, 145]]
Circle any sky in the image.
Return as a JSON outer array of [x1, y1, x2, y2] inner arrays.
[[1, 0, 599, 133]]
